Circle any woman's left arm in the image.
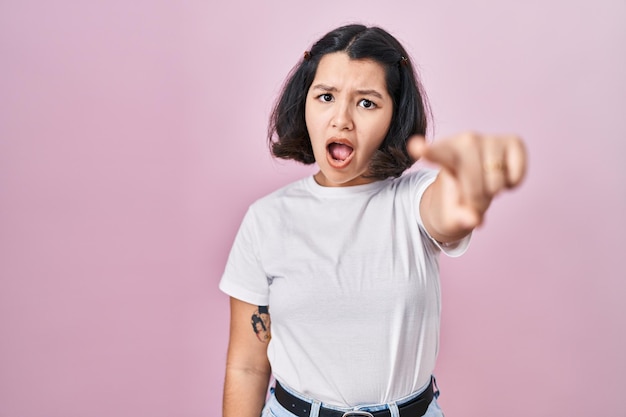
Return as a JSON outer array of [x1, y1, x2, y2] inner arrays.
[[409, 132, 527, 244]]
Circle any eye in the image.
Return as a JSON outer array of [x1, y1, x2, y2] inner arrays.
[[317, 93, 333, 102], [358, 99, 376, 109]]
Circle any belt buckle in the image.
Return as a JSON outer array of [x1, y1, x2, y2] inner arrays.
[[341, 412, 374, 417]]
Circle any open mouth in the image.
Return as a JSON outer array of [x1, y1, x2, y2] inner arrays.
[[328, 142, 354, 162]]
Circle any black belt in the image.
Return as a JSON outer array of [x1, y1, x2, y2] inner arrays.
[[274, 379, 434, 417]]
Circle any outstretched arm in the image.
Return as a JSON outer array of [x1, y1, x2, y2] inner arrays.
[[409, 132, 527, 243], [223, 297, 272, 417]]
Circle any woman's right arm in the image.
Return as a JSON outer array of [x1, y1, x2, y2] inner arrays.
[[223, 297, 272, 417]]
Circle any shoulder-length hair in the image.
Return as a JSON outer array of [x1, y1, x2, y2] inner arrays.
[[267, 24, 431, 180]]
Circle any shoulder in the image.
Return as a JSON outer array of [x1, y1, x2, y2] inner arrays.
[[388, 168, 438, 195], [247, 176, 311, 216]]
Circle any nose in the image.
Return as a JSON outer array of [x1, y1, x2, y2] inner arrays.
[[331, 102, 353, 131]]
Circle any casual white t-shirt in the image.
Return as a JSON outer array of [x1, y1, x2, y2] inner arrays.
[[219, 169, 469, 407]]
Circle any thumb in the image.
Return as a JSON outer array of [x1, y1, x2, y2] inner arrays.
[[406, 135, 427, 162]]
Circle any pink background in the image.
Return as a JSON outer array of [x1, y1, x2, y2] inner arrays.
[[1, 1, 625, 416]]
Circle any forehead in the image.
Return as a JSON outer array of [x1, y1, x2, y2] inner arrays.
[[312, 52, 388, 90]]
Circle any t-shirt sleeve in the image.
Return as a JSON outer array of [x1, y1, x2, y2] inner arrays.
[[411, 169, 471, 258], [218, 207, 270, 305]]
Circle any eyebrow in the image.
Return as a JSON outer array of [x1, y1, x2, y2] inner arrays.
[[310, 84, 384, 100]]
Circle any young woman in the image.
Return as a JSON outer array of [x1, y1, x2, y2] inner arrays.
[[220, 24, 526, 417]]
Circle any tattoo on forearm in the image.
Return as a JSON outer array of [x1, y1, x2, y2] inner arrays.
[[251, 305, 271, 342]]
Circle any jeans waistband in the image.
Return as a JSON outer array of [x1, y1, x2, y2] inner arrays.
[[274, 377, 436, 417]]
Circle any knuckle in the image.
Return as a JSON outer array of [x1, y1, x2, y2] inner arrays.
[[458, 131, 480, 147], [508, 135, 526, 152]]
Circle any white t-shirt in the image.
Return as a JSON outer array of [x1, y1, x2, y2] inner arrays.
[[219, 170, 469, 407]]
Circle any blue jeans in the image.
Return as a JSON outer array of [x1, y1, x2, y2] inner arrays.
[[261, 380, 445, 417]]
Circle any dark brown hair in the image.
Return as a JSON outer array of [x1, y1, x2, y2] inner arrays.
[[267, 24, 431, 180]]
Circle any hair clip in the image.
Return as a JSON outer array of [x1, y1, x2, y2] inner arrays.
[[303, 51, 311, 60], [400, 56, 408, 67]]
